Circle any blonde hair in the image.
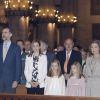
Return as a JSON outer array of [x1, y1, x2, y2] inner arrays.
[[47, 59, 62, 77], [69, 62, 83, 79]]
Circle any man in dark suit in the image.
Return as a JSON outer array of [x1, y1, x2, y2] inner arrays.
[[0, 27, 21, 93], [56, 38, 82, 75], [40, 40, 55, 71]]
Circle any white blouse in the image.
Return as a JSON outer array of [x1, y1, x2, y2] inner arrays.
[[44, 75, 65, 96], [24, 54, 47, 88]]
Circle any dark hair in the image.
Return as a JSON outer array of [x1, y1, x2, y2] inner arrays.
[[47, 59, 62, 77], [69, 62, 84, 79], [16, 39, 24, 44], [64, 38, 74, 43], [2, 26, 12, 33]]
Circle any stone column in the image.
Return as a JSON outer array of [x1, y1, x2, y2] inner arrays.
[[8, 16, 29, 42]]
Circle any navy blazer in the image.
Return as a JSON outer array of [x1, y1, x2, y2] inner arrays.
[[0, 42, 21, 85], [56, 49, 82, 74], [46, 52, 55, 71]]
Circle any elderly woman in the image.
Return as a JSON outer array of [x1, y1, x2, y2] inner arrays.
[[83, 40, 100, 97]]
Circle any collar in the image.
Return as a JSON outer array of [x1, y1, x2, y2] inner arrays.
[[66, 50, 72, 56]]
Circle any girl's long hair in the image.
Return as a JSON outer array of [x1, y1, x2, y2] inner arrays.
[[69, 62, 83, 79], [47, 59, 62, 77]]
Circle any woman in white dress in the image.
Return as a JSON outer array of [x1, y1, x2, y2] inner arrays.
[[44, 59, 65, 95], [83, 40, 100, 97]]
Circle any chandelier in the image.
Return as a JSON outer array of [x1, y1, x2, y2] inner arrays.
[[4, 0, 33, 10], [35, 8, 59, 18], [57, 15, 77, 23]]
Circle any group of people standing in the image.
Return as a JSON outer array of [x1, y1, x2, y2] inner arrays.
[[0, 27, 100, 97]]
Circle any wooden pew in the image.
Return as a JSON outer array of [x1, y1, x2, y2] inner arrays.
[[0, 94, 100, 100], [16, 84, 27, 94]]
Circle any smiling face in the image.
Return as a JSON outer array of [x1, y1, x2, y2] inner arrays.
[[64, 38, 74, 52], [71, 64, 78, 75], [91, 43, 100, 55], [51, 62, 59, 74], [32, 42, 40, 53], [2, 28, 12, 41]]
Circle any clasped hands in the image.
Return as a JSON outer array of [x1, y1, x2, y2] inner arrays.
[[29, 81, 39, 88], [64, 73, 70, 80]]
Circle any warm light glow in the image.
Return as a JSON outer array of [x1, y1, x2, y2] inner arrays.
[[46, 9, 49, 12], [55, 14, 58, 17], [35, 14, 38, 17], [29, 6, 32, 9], [35, 8, 59, 18], [47, 23, 55, 33], [5, 5, 8, 8], [50, 13, 53, 16], [31, 2, 33, 4], [27, 0, 30, 3], [43, 13, 46, 16], [4, 0, 33, 10], [57, 14, 77, 23], [9, 0, 11, 3], [13, 5, 16, 8], [18, 0, 20, 3], [22, 5, 25, 8], [35, 10, 38, 12]]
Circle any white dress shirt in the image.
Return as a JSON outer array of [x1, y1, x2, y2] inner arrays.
[[66, 50, 72, 59]]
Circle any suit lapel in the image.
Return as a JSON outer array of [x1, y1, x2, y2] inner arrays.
[[63, 50, 66, 62], [3, 42, 14, 64], [0, 43, 3, 63]]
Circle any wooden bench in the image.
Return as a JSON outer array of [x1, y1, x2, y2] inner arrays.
[[0, 94, 100, 100]]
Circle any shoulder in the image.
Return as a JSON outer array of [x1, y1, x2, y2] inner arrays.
[[12, 42, 20, 50], [47, 52, 55, 56], [40, 54, 47, 59], [59, 75, 65, 80], [80, 77, 85, 83], [0, 42, 3, 47], [72, 50, 81, 55], [56, 50, 65, 56], [26, 54, 33, 61], [46, 76, 51, 79], [86, 56, 92, 62]]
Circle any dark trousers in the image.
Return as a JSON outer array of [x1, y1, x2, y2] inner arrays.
[[0, 82, 16, 93], [27, 87, 44, 95]]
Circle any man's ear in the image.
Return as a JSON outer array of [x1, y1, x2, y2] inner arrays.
[[73, 42, 74, 47], [10, 33, 13, 37], [64, 42, 66, 48]]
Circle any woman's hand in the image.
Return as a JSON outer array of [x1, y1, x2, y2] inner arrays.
[[64, 73, 70, 80], [29, 81, 39, 87]]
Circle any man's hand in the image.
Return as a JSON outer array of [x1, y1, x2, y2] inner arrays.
[[12, 81, 18, 88]]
